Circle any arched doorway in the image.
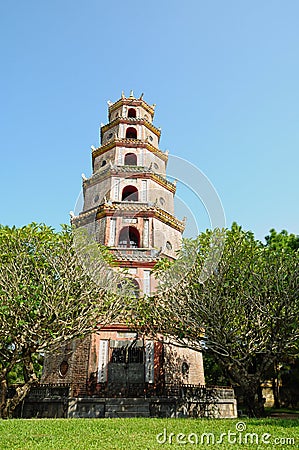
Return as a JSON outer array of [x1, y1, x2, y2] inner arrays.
[[118, 227, 140, 248], [122, 185, 138, 201], [117, 278, 140, 297], [126, 127, 137, 139], [128, 108, 136, 118], [130, 278, 140, 298], [124, 153, 137, 165]]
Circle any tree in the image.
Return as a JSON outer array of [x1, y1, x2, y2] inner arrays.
[[0, 223, 130, 419], [265, 228, 299, 251], [264, 228, 299, 408], [136, 224, 299, 417], [202, 351, 230, 386]]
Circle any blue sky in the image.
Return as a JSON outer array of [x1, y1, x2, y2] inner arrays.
[[1, 0, 299, 241]]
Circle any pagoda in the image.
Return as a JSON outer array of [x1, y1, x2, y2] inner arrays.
[[42, 92, 205, 398]]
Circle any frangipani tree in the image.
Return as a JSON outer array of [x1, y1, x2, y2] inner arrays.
[[135, 225, 299, 417], [0, 223, 131, 418]]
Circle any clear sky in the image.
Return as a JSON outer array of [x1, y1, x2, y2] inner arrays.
[[1, 0, 299, 241]]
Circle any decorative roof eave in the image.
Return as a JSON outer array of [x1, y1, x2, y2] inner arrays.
[[109, 248, 159, 263], [108, 97, 155, 116], [70, 207, 98, 227], [91, 139, 168, 162], [154, 208, 185, 232], [146, 142, 168, 162], [71, 201, 185, 233], [113, 259, 157, 268], [101, 117, 161, 138], [95, 203, 185, 233], [99, 324, 133, 332], [83, 165, 176, 193], [150, 172, 176, 194]]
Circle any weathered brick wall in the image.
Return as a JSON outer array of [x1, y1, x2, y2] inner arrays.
[[164, 343, 205, 386], [41, 336, 92, 394]]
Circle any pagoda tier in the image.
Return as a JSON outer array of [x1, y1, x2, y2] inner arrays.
[[72, 91, 185, 271]]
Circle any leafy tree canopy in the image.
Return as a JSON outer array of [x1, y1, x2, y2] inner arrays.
[[0, 223, 130, 418], [134, 224, 299, 417]]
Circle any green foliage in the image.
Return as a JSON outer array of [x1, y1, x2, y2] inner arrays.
[[265, 228, 299, 251], [7, 355, 43, 385], [136, 224, 299, 417], [0, 223, 129, 418], [203, 351, 230, 386]]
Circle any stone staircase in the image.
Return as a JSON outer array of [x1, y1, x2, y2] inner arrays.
[[68, 397, 151, 418], [104, 398, 150, 418]]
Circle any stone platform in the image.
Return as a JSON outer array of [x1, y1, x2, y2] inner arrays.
[[13, 385, 237, 419]]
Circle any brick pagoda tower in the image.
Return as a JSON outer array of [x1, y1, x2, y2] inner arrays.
[[42, 92, 205, 397]]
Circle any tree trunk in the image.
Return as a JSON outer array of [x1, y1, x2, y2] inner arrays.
[[272, 376, 280, 408], [0, 349, 38, 419], [272, 361, 280, 408], [241, 382, 265, 417], [4, 382, 34, 418], [0, 378, 9, 419], [217, 358, 267, 418]]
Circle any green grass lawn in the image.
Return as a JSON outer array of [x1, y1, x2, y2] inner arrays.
[[266, 407, 299, 415], [0, 418, 298, 450]]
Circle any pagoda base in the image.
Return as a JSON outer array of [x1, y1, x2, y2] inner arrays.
[[12, 385, 237, 419]]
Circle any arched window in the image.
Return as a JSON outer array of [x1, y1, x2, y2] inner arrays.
[[124, 153, 137, 165], [126, 127, 137, 139], [182, 362, 189, 377], [59, 360, 69, 377], [117, 278, 140, 298], [130, 279, 140, 298], [128, 108, 136, 118], [166, 241, 172, 250], [118, 227, 140, 248], [122, 185, 138, 201]]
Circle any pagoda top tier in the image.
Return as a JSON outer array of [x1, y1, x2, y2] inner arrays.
[[107, 91, 156, 123], [91, 91, 167, 170]]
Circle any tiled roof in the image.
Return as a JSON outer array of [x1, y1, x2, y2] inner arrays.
[[111, 248, 160, 262], [84, 164, 176, 192], [91, 139, 168, 162], [96, 202, 185, 232], [108, 96, 155, 116], [101, 116, 161, 136], [72, 201, 185, 233]]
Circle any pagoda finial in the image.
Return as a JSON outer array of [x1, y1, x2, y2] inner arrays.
[[129, 90, 134, 98], [139, 92, 144, 100], [121, 90, 125, 99]]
